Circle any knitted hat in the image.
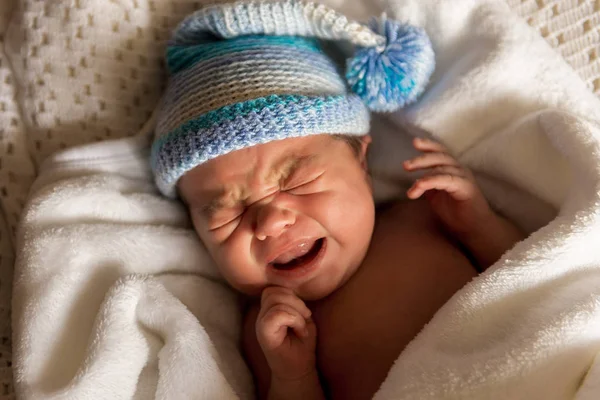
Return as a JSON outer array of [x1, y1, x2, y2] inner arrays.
[[152, 0, 435, 197]]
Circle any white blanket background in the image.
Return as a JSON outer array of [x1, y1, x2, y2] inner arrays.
[[12, 0, 600, 399]]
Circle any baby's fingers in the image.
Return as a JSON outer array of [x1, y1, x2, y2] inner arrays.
[[257, 304, 307, 350], [412, 137, 449, 153], [407, 174, 474, 201], [425, 166, 467, 178], [404, 152, 459, 171], [260, 287, 311, 320]]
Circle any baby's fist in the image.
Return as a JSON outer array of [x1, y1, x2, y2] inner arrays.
[[256, 287, 317, 381]]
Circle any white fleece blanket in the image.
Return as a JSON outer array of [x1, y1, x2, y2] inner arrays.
[[12, 0, 600, 399]]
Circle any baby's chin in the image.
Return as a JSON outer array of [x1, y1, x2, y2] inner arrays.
[[230, 248, 368, 301], [232, 266, 357, 301], [294, 286, 337, 302], [293, 261, 363, 301], [235, 280, 340, 302]]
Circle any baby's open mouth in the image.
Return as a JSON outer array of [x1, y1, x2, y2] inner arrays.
[[271, 238, 325, 270]]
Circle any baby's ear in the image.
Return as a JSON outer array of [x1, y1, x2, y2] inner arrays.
[[359, 135, 372, 170]]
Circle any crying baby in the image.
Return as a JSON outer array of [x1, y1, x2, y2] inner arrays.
[[150, 1, 525, 399]]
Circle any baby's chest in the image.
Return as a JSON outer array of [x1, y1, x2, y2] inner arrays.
[[311, 205, 477, 398]]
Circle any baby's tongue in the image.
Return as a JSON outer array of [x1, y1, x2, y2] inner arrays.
[[272, 240, 315, 264]]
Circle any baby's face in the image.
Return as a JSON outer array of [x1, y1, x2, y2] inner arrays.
[[178, 134, 375, 301]]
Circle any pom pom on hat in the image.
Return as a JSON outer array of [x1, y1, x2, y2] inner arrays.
[[346, 17, 435, 112]]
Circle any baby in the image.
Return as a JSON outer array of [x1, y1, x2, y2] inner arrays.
[[151, 1, 525, 399]]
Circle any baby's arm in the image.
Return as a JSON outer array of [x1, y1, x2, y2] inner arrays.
[[244, 287, 325, 400], [454, 209, 524, 271], [404, 137, 525, 271]]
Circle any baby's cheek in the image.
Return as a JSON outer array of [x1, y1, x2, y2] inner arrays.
[[329, 188, 371, 219], [219, 250, 265, 296], [333, 190, 374, 242], [217, 233, 257, 277]]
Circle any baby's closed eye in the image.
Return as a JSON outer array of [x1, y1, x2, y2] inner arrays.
[[202, 203, 245, 231], [212, 212, 245, 229], [282, 171, 325, 194]]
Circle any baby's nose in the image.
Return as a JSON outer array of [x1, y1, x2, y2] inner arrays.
[[255, 205, 296, 240]]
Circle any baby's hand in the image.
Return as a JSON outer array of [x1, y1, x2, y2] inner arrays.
[[403, 137, 495, 238], [256, 287, 318, 383]]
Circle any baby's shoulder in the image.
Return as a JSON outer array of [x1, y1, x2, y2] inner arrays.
[[375, 198, 439, 229]]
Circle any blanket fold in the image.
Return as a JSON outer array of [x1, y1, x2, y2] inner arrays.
[[14, 135, 253, 400], [13, 0, 600, 399]]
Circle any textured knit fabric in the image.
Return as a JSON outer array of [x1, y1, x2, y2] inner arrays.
[[346, 19, 435, 111], [507, 0, 600, 94], [172, 0, 384, 48], [152, 0, 376, 198]]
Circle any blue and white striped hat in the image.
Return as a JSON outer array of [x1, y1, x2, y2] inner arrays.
[[152, 0, 435, 197]]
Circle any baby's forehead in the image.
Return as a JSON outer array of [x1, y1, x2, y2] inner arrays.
[[181, 151, 319, 200], [213, 152, 318, 188], [179, 134, 347, 199]]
